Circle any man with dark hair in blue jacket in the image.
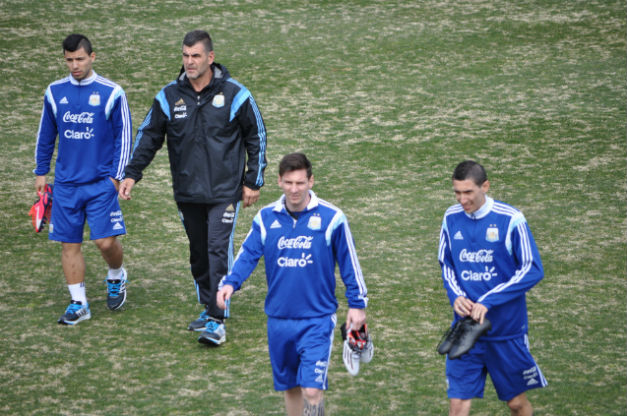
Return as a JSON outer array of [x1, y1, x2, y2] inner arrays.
[[34, 33, 132, 325], [120, 30, 267, 345], [438, 160, 547, 416]]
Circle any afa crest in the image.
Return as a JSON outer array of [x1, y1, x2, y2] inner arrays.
[[212, 93, 225, 108], [486, 225, 499, 242], [307, 214, 321, 230], [88, 92, 100, 106]]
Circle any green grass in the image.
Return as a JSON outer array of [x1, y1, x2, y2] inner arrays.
[[1, 0, 625, 414]]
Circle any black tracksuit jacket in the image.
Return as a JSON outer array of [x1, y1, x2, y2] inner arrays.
[[125, 63, 267, 204]]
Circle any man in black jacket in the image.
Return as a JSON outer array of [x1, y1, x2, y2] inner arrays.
[[120, 30, 267, 345]]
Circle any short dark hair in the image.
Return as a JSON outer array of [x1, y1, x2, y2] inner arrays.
[[452, 160, 488, 186], [279, 153, 313, 178], [183, 30, 213, 52], [63, 34, 92, 55]]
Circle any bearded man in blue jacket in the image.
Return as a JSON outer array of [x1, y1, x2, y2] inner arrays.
[[217, 153, 368, 416]]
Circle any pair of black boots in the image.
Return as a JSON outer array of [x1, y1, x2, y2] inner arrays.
[[437, 317, 492, 359]]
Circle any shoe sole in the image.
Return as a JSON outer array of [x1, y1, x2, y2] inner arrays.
[[58, 312, 91, 325], [198, 334, 226, 345], [188, 323, 209, 332]]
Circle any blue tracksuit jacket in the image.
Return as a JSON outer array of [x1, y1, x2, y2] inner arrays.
[[34, 72, 132, 184], [222, 191, 368, 319], [438, 196, 544, 340]]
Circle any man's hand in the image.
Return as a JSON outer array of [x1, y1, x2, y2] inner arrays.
[[118, 178, 136, 200], [109, 177, 120, 192], [454, 296, 488, 324], [345, 308, 366, 332], [470, 303, 488, 324], [453, 296, 475, 318], [242, 185, 259, 208], [216, 284, 234, 310], [35, 175, 46, 193]]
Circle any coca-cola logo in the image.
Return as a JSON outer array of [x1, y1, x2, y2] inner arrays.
[[459, 249, 494, 263], [277, 236, 313, 250], [63, 111, 94, 124]]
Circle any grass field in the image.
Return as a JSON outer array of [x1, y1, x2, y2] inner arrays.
[[1, 1, 625, 415]]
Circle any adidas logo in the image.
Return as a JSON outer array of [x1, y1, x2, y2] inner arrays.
[[175, 98, 185, 105], [270, 220, 281, 229], [527, 378, 538, 386], [112, 222, 123, 230], [60, 97, 68, 104], [454, 231, 464, 240]]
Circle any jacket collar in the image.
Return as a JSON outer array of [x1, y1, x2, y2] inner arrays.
[[274, 190, 319, 213], [465, 196, 493, 220], [69, 71, 97, 86], [178, 63, 225, 91]]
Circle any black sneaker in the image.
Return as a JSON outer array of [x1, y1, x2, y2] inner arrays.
[[197, 319, 226, 345], [448, 317, 492, 360], [106, 269, 128, 311], [58, 300, 91, 325], [437, 318, 465, 355], [188, 309, 211, 331]]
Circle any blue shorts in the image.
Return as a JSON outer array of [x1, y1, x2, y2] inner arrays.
[[446, 335, 547, 401], [49, 178, 126, 243], [267, 314, 336, 391]]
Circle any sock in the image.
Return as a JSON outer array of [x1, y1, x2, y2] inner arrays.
[[68, 282, 87, 305], [107, 265, 125, 281]]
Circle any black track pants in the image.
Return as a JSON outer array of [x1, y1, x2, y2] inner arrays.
[[177, 201, 239, 319]]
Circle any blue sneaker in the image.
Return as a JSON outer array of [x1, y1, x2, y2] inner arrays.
[[198, 319, 226, 345], [188, 309, 211, 332], [58, 301, 91, 325], [106, 269, 128, 311]]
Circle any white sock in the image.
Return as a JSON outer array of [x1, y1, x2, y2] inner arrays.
[[107, 265, 125, 281], [68, 282, 87, 305]]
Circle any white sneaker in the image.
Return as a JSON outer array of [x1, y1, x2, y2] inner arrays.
[[343, 339, 361, 376], [360, 334, 374, 363]]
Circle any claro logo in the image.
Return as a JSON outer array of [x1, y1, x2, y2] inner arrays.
[[461, 266, 498, 281], [64, 127, 94, 140], [277, 253, 313, 268]]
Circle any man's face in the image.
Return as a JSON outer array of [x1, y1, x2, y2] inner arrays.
[[278, 169, 314, 212], [182, 42, 214, 80], [64, 47, 95, 81], [453, 179, 490, 214]]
